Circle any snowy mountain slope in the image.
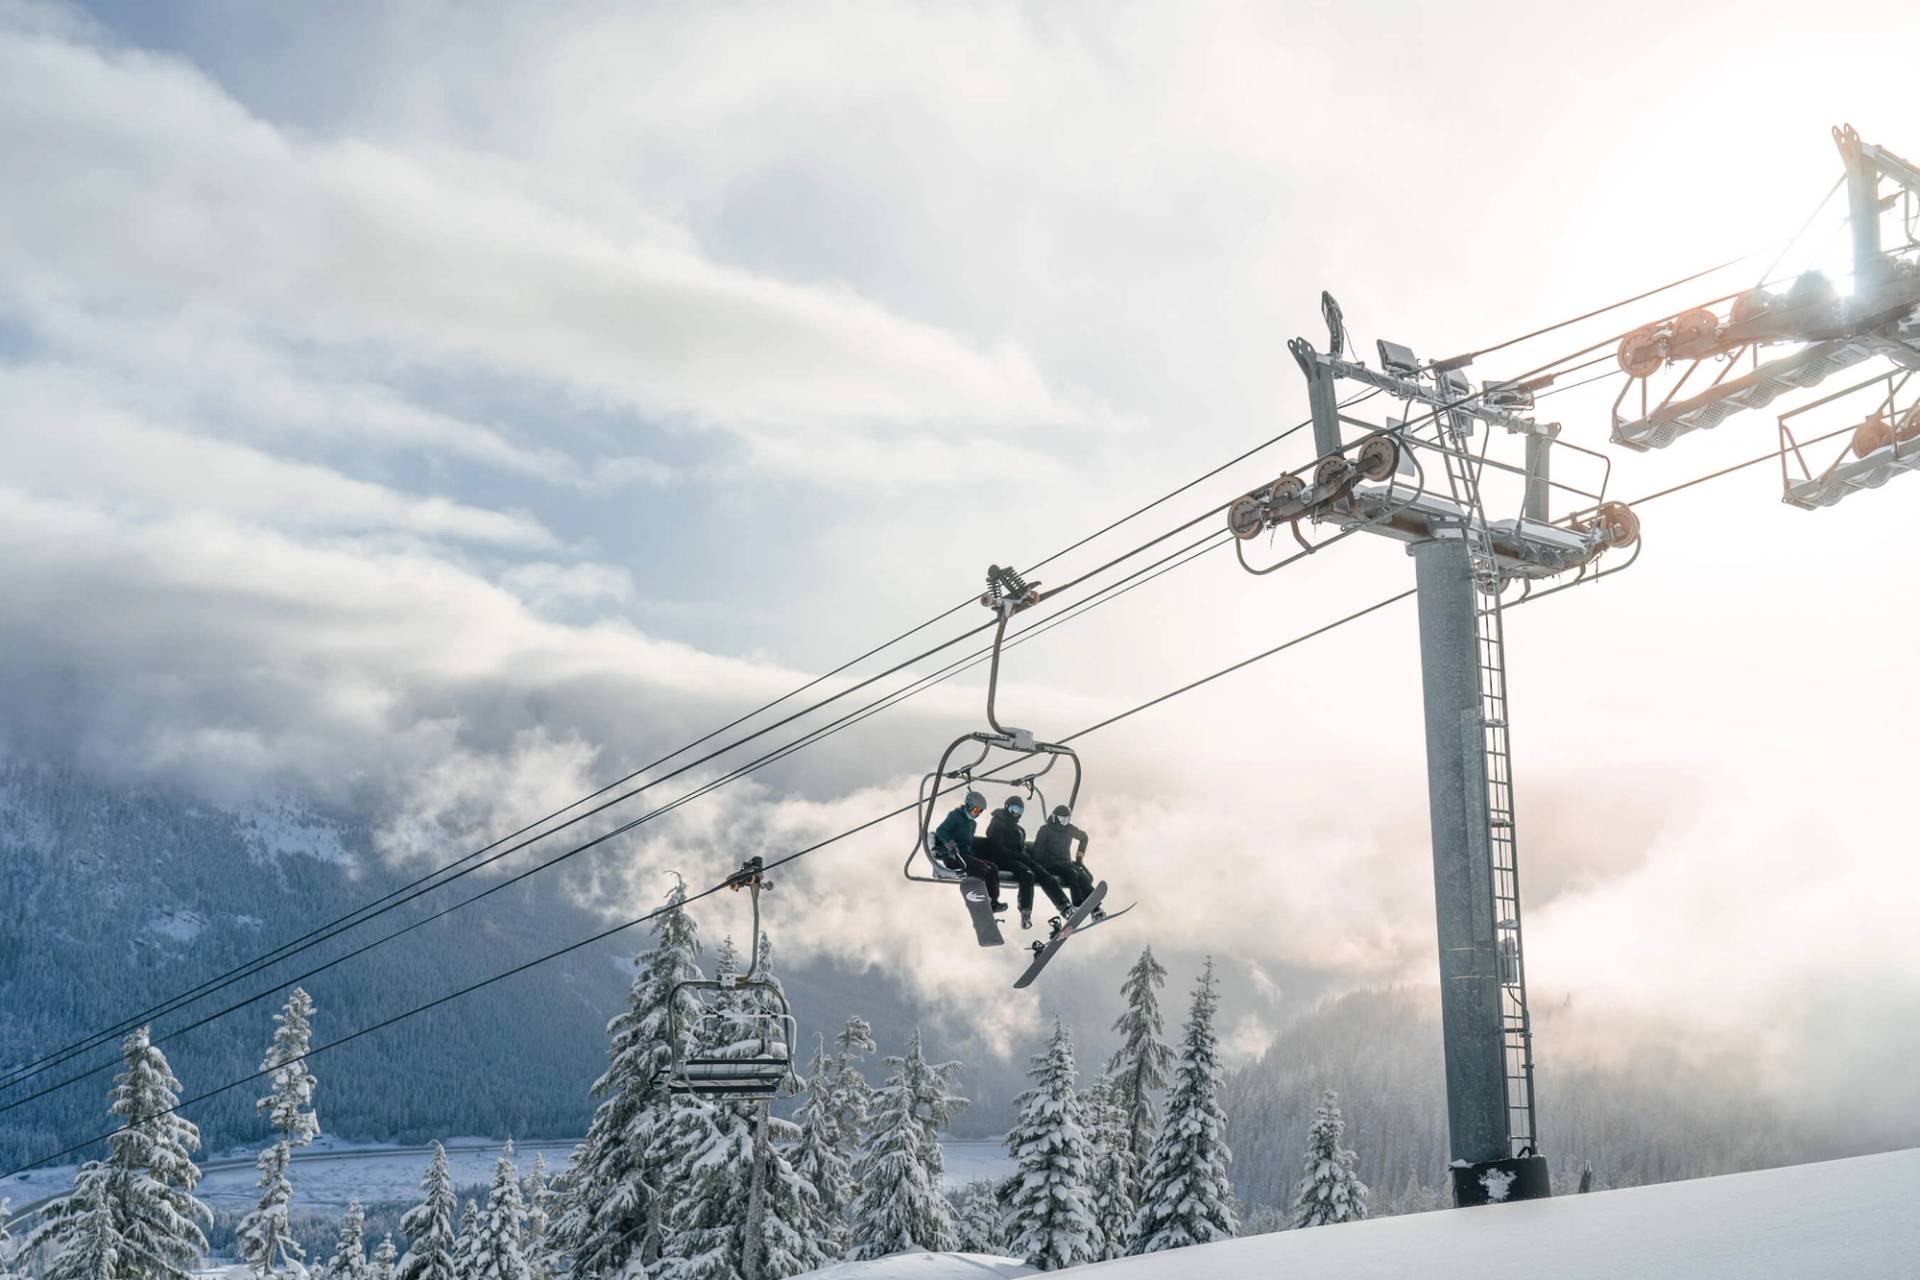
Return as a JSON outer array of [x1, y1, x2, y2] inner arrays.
[[800, 1254, 1033, 1280], [815, 1148, 1919, 1280]]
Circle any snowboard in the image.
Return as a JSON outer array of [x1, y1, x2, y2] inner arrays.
[[1013, 881, 1129, 989], [960, 876, 1005, 947]]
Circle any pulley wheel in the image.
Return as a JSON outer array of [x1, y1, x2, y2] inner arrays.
[[1269, 472, 1308, 518], [1666, 308, 1719, 360], [1593, 501, 1640, 548], [1227, 494, 1267, 540], [1851, 412, 1893, 459], [1355, 433, 1399, 482], [1617, 326, 1662, 378], [1729, 288, 1773, 326], [1313, 454, 1354, 497]]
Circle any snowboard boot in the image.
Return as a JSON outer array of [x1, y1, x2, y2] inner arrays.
[[1091, 908, 1107, 923], [1047, 915, 1066, 937], [990, 898, 1010, 914], [1020, 910, 1034, 930]]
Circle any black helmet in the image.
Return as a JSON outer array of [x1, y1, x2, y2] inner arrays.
[[1051, 804, 1071, 823], [1006, 796, 1025, 816], [964, 791, 986, 811]]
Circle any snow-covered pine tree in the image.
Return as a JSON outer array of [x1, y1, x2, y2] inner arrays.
[[396, 1142, 459, 1280], [950, 1181, 1006, 1256], [41, 1168, 119, 1280], [788, 1034, 853, 1259], [846, 1030, 965, 1261], [830, 1017, 877, 1147], [1001, 1021, 1099, 1271], [369, 1236, 399, 1280], [1288, 1090, 1369, 1229], [469, 1150, 531, 1280], [1126, 960, 1237, 1255], [325, 1201, 368, 1280], [520, 1153, 556, 1280], [32, 1027, 211, 1280], [558, 876, 702, 1278], [1080, 1072, 1137, 1260], [238, 988, 320, 1279], [1108, 947, 1175, 1164], [453, 1201, 480, 1280]]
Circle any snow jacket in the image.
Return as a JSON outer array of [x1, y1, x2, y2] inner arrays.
[[1031, 818, 1088, 864], [932, 805, 977, 853], [978, 807, 1028, 860]]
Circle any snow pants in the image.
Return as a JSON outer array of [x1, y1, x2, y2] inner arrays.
[[1033, 858, 1095, 909], [973, 839, 1071, 915], [938, 842, 1003, 904]]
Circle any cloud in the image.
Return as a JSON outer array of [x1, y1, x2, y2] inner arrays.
[[1, 367, 560, 547], [0, 19, 1107, 488]]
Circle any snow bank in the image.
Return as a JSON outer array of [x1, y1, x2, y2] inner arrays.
[[798, 1253, 1033, 1280], [821, 1149, 1919, 1280], [1079, 1147, 1920, 1279]]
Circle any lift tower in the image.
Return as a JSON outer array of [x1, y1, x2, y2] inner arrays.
[[1230, 301, 1638, 1205]]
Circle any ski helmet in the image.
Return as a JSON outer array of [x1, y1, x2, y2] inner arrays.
[[1006, 796, 1025, 816], [964, 790, 986, 811], [1051, 804, 1072, 823]]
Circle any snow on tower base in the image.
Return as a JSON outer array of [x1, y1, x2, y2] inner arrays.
[[791, 1148, 1920, 1280]]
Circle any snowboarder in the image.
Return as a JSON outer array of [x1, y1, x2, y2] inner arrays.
[[1030, 804, 1104, 921], [972, 796, 1070, 930], [932, 791, 1008, 914]]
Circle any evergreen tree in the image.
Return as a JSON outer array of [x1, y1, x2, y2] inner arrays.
[[520, 1153, 556, 1280], [470, 1150, 531, 1280], [370, 1236, 400, 1280], [453, 1201, 480, 1280], [951, 1181, 1007, 1257], [32, 1028, 210, 1280], [239, 988, 321, 1279], [830, 1018, 877, 1146], [1001, 1022, 1099, 1271], [847, 1031, 965, 1260], [1127, 961, 1236, 1255], [396, 1142, 459, 1280], [325, 1201, 368, 1280], [42, 1169, 120, 1280], [1288, 1090, 1369, 1229], [1108, 948, 1175, 1163], [558, 877, 702, 1278], [1081, 1073, 1137, 1260], [788, 1035, 846, 1257]]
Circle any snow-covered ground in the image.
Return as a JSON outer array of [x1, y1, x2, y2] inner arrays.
[[2, 1135, 578, 1220], [6, 1134, 1011, 1223], [800, 1255, 1033, 1280], [801, 1148, 1920, 1280]]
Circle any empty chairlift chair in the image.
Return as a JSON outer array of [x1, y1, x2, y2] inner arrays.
[[657, 858, 797, 1101]]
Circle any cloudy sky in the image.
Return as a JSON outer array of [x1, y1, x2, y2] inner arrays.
[[4, 0, 1918, 1137]]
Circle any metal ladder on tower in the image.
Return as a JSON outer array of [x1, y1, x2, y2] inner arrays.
[[1429, 401, 1540, 1158]]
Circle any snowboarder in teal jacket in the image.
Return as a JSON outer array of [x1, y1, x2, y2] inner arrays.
[[932, 791, 1007, 913]]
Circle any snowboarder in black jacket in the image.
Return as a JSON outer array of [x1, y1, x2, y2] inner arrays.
[[1031, 804, 1100, 917], [971, 795, 1069, 929], [932, 790, 1007, 913]]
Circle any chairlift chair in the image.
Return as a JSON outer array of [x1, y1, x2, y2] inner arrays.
[[658, 858, 798, 1101], [903, 565, 1083, 886]]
